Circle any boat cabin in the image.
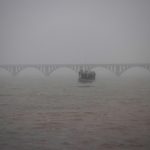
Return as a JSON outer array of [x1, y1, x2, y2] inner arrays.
[[78, 69, 96, 82]]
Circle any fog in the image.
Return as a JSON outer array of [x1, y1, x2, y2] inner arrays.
[[0, 0, 150, 64]]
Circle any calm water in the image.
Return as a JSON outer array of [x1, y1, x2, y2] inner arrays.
[[0, 72, 150, 150]]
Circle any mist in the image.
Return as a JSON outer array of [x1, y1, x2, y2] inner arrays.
[[0, 0, 150, 64]]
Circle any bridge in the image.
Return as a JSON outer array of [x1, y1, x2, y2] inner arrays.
[[0, 64, 150, 76]]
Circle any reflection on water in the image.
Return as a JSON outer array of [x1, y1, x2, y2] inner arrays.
[[0, 73, 150, 150]]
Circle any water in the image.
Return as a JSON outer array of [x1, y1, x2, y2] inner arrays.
[[0, 72, 150, 150]]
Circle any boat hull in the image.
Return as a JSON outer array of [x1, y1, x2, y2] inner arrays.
[[78, 78, 95, 83]]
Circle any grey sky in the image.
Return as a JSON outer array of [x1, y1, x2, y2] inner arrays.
[[0, 0, 150, 64]]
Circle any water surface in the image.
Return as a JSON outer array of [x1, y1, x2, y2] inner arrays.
[[0, 73, 150, 150]]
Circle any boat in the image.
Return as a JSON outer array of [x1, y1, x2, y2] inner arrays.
[[78, 69, 96, 83]]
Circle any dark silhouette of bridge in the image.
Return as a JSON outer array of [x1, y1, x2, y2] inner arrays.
[[0, 64, 150, 76]]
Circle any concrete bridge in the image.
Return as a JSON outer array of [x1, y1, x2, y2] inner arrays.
[[0, 64, 150, 76]]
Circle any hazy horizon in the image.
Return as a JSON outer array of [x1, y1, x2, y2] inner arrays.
[[0, 0, 150, 64]]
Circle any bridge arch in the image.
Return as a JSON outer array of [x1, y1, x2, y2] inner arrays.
[[120, 66, 150, 77], [91, 66, 117, 77], [0, 67, 12, 77], [49, 67, 78, 84], [50, 66, 77, 76], [17, 67, 45, 77]]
